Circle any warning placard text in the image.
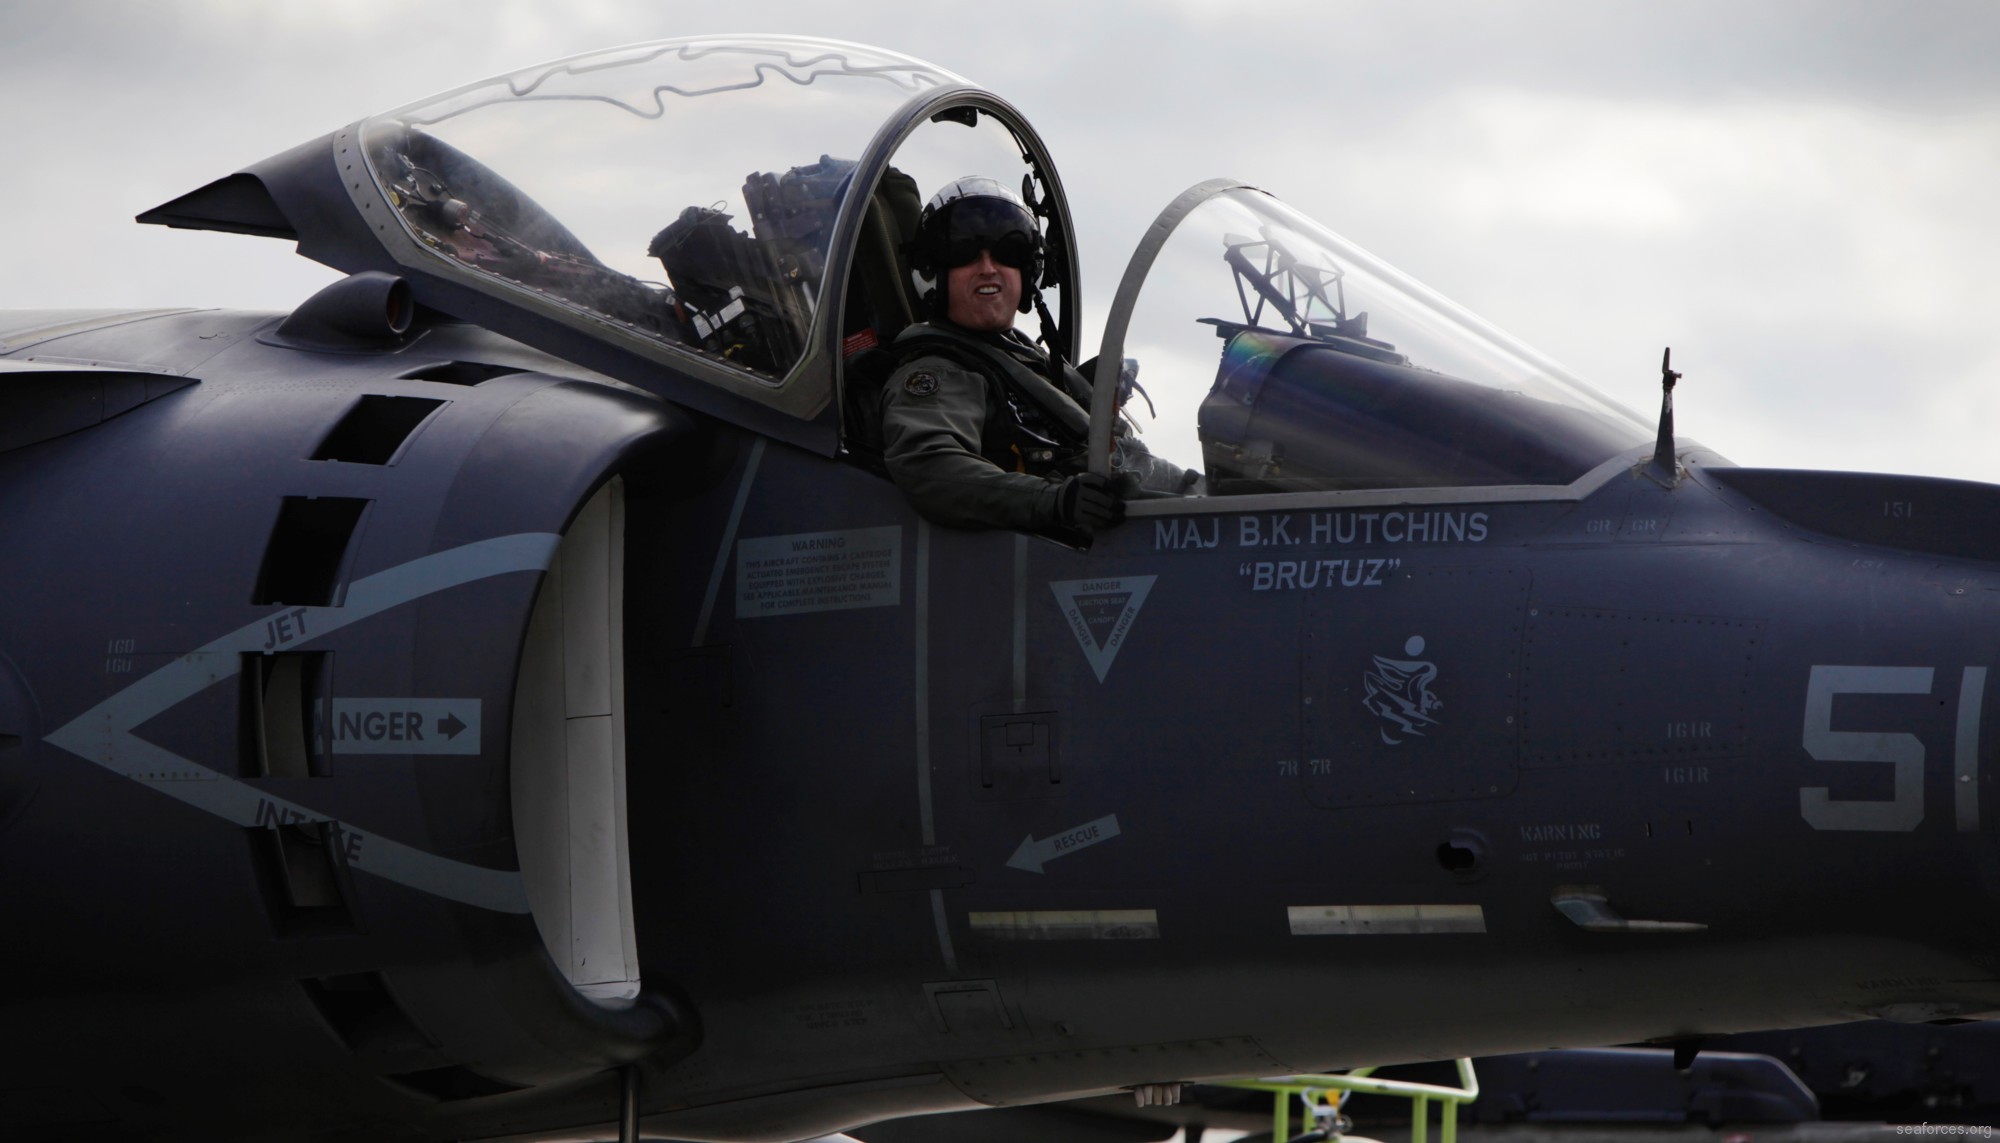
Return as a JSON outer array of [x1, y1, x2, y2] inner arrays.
[[736, 526, 902, 619]]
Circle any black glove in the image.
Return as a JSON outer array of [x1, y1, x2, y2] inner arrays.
[[1055, 472, 1126, 534]]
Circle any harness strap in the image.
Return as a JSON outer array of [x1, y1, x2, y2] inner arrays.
[[892, 324, 1091, 442]]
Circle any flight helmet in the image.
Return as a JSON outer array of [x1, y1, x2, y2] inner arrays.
[[909, 176, 1044, 315]]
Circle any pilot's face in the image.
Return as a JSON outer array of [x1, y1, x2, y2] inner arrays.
[[945, 249, 1021, 332]]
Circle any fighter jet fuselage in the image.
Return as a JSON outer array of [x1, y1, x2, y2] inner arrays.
[[3, 34, 1997, 1143]]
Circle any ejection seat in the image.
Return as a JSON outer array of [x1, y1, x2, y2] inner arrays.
[[836, 167, 923, 471]]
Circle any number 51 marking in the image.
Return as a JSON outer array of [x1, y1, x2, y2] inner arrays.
[[1801, 665, 1987, 832]]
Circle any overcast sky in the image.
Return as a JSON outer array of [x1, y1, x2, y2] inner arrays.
[[4, 1, 1997, 483]]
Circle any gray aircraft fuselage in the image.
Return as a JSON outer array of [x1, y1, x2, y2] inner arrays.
[[5, 35, 2000, 1143], [4, 302, 1999, 1142]]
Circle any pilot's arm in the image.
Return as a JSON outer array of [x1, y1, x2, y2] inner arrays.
[[1064, 358, 1199, 497], [879, 354, 1066, 532]]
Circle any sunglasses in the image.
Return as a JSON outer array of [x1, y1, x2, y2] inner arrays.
[[942, 229, 1038, 271], [940, 196, 1040, 270]]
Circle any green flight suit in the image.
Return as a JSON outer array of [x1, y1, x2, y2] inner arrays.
[[877, 325, 1094, 532]]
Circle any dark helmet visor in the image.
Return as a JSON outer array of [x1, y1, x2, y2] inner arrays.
[[940, 196, 1039, 270]]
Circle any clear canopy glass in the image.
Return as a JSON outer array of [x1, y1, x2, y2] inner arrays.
[[1106, 188, 1652, 494], [359, 37, 963, 382]]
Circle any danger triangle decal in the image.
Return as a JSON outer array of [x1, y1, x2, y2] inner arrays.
[[1049, 575, 1157, 682]]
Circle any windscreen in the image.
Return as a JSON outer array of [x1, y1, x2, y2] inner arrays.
[[1106, 188, 1651, 494], [359, 38, 962, 382]]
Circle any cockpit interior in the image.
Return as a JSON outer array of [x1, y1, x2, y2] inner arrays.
[[351, 37, 1653, 502]]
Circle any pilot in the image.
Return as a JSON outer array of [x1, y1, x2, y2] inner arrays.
[[879, 176, 1177, 537]]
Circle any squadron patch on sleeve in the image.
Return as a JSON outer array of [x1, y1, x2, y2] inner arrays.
[[903, 371, 940, 398]]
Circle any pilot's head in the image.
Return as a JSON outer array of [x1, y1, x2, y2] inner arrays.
[[911, 176, 1042, 332]]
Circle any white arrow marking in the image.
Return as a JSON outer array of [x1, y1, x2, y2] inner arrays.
[[44, 533, 559, 914], [1006, 813, 1122, 874]]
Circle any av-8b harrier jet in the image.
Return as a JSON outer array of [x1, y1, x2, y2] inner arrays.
[[2, 34, 1996, 1143]]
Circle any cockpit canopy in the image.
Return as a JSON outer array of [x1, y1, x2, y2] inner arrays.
[[360, 39, 957, 383], [340, 36, 1077, 440], [149, 36, 1653, 495], [1094, 186, 1653, 494]]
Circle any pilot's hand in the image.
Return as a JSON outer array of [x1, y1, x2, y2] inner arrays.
[[1056, 472, 1126, 534]]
